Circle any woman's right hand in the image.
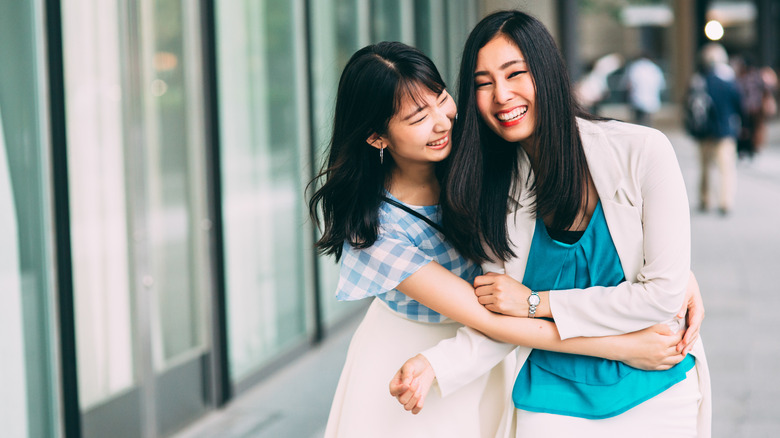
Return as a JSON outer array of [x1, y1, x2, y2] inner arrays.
[[676, 271, 704, 355], [615, 323, 686, 370]]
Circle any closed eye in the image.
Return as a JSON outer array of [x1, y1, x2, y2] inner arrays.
[[508, 70, 526, 79], [411, 114, 427, 125]]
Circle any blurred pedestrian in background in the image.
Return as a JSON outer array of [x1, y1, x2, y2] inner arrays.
[[734, 54, 775, 159], [574, 53, 622, 116], [622, 53, 665, 127], [760, 66, 777, 118], [694, 43, 742, 215]]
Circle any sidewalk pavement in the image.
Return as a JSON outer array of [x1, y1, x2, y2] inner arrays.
[[175, 107, 780, 438]]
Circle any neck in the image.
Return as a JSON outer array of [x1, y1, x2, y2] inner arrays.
[[387, 162, 440, 206]]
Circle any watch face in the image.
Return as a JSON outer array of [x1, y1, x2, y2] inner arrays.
[[528, 294, 541, 306]]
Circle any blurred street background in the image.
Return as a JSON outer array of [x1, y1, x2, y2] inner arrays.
[[2, 0, 778, 437]]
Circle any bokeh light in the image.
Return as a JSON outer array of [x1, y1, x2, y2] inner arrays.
[[705, 20, 724, 40]]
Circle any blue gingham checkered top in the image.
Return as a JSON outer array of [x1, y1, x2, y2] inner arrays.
[[336, 194, 482, 322]]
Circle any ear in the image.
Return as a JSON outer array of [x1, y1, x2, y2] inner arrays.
[[366, 133, 386, 150]]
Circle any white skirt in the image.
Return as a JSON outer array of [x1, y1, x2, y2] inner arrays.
[[324, 298, 513, 438]]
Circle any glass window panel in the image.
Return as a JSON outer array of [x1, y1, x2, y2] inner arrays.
[[414, 0, 448, 82], [63, 2, 213, 433], [414, 0, 433, 55], [371, 0, 402, 41], [216, 0, 310, 381], [62, 0, 136, 409], [143, 0, 209, 368], [309, 0, 366, 325], [444, 0, 477, 86], [0, 1, 60, 436]]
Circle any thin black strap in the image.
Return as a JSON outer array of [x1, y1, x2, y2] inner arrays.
[[380, 195, 446, 236]]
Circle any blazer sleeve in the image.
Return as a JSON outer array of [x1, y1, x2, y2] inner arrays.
[[420, 255, 519, 397], [549, 128, 691, 339], [421, 326, 517, 397]]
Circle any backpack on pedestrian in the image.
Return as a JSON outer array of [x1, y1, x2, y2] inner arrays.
[[684, 73, 717, 138]]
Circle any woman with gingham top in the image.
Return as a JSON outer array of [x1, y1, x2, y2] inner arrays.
[[309, 42, 703, 438]]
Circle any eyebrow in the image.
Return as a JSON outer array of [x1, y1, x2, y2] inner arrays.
[[400, 91, 446, 121], [401, 104, 427, 121], [474, 59, 526, 77]]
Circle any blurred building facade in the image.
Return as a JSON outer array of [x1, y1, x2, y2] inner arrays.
[[1, 1, 777, 437]]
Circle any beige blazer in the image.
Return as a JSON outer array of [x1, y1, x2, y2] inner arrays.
[[423, 119, 711, 437]]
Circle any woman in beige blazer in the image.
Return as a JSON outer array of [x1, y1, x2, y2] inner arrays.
[[391, 10, 710, 437]]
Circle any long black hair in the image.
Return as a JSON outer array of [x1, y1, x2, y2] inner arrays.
[[308, 42, 447, 260], [442, 10, 597, 263]]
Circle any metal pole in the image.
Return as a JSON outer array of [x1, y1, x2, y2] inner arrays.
[[557, 0, 581, 82], [44, 0, 82, 435]]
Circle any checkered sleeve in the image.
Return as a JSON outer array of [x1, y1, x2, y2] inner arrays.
[[336, 222, 435, 301]]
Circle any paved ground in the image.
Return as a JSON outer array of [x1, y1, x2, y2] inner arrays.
[[175, 110, 780, 438], [674, 120, 780, 437]]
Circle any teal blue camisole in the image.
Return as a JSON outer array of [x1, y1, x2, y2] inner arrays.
[[512, 201, 695, 419]]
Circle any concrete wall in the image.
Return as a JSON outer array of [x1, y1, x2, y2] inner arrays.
[[480, 0, 557, 42]]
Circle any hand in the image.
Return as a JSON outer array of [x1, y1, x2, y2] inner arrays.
[[473, 272, 531, 317], [389, 354, 435, 414], [616, 323, 685, 370], [676, 271, 705, 355]]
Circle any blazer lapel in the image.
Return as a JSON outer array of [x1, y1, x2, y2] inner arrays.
[[503, 149, 536, 282], [579, 119, 643, 280]]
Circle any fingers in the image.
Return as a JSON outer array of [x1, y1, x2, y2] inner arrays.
[[477, 294, 494, 305], [651, 322, 673, 336], [399, 378, 421, 411], [678, 329, 699, 354], [474, 285, 493, 297], [389, 359, 419, 397], [677, 300, 687, 319], [388, 373, 407, 397], [677, 309, 703, 353], [390, 355, 436, 414], [473, 272, 499, 288], [412, 391, 426, 415], [681, 328, 698, 347], [652, 348, 685, 371], [662, 353, 685, 370], [411, 371, 435, 414]]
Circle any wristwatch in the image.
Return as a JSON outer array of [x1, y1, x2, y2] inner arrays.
[[527, 290, 541, 318]]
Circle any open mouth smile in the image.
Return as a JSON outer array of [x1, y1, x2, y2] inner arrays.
[[427, 135, 449, 149], [496, 106, 527, 127]]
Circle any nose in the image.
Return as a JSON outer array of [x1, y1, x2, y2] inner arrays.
[[493, 78, 513, 104], [433, 106, 453, 131]]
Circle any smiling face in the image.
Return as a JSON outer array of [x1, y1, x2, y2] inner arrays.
[[474, 34, 537, 147], [372, 85, 457, 168]]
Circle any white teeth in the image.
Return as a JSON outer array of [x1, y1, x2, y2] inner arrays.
[[496, 107, 527, 121], [427, 136, 448, 146]]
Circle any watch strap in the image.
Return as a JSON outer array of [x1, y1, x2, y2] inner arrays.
[[528, 290, 539, 318]]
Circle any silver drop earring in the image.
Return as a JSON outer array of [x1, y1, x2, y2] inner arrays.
[[380, 146, 384, 164]]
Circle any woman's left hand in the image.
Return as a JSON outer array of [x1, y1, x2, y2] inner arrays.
[[389, 354, 435, 414], [676, 271, 705, 355], [473, 272, 532, 317]]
